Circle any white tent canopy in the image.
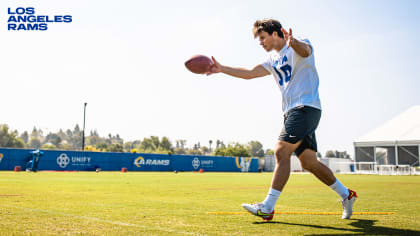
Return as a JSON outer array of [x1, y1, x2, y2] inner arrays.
[[354, 106, 420, 167], [355, 105, 420, 146]]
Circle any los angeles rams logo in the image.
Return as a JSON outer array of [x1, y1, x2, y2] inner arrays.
[[134, 156, 145, 167]]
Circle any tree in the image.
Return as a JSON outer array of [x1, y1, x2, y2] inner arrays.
[[150, 136, 160, 148], [174, 147, 186, 155], [71, 125, 82, 149], [95, 142, 108, 151], [29, 137, 41, 149], [59, 141, 73, 150], [20, 131, 29, 144], [325, 150, 350, 159], [160, 137, 172, 151], [0, 124, 25, 148], [200, 146, 209, 155], [114, 134, 123, 144], [325, 150, 336, 158], [86, 135, 103, 146], [248, 141, 265, 157], [123, 142, 134, 152], [86, 130, 103, 146], [30, 127, 40, 138], [107, 143, 124, 152], [139, 137, 156, 151], [44, 133, 62, 147], [65, 129, 73, 140], [214, 143, 250, 157], [266, 149, 274, 155], [216, 140, 221, 149], [187, 149, 202, 155], [209, 140, 213, 152]]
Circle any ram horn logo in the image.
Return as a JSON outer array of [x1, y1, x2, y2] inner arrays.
[[134, 156, 144, 167], [0, 153, 3, 164], [57, 153, 70, 168], [235, 157, 252, 172]]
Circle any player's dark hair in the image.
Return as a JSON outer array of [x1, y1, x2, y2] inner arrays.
[[253, 19, 284, 38]]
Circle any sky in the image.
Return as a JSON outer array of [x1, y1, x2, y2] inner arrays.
[[1, 0, 419, 157]]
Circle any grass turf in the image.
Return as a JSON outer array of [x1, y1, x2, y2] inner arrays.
[[0, 171, 419, 235]]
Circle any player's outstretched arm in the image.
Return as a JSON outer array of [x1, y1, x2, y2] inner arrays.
[[207, 56, 270, 79]]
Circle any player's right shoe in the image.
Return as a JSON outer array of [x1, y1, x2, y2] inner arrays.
[[341, 189, 357, 219], [241, 203, 274, 221]]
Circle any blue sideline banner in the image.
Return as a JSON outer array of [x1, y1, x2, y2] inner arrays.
[[0, 148, 258, 172]]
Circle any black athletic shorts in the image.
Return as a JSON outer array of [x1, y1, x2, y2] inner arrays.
[[279, 106, 321, 157]]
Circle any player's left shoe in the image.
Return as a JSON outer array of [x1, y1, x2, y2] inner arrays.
[[341, 189, 357, 219], [242, 203, 274, 221]]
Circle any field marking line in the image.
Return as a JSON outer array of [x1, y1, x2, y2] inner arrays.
[[206, 212, 395, 215], [1, 205, 205, 236]]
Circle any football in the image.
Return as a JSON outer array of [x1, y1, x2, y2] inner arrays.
[[184, 55, 213, 74]]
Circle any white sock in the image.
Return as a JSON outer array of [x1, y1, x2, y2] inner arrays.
[[329, 179, 349, 200], [262, 188, 281, 212]]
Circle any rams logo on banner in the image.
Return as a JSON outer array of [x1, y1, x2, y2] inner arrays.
[[235, 157, 252, 172], [134, 156, 145, 167], [134, 156, 170, 168], [0, 153, 3, 164]]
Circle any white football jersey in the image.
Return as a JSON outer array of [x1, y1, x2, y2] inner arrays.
[[261, 39, 321, 113]]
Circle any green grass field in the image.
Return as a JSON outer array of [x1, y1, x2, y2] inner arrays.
[[1, 172, 419, 235]]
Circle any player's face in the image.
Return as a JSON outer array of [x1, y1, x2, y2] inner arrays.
[[257, 31, 274, 52]]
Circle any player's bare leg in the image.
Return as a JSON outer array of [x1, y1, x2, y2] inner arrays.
[[298, 149, 357, 219], [242, 140, 301, 220], [298, 149, 335, 185], [270, 140, 302, 191]]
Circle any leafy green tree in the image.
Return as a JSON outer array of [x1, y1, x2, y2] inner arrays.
[[200, 146, 209, 155], [86, 130, 103, 146], [30, 127, 42, 139], [150, 136, 160, 149], [248, 141, 264, 157], [45, 133, 62, 147], [160, 137, 172, 151], [65, 129, 73, 140], [123, 142, 134, 152], [214, 143, 250, 157], [0, 124, 25, 148], [139, 137, 156, 152], [266, 149, 274, 155], [95, 142, 108, 151], [107, 143, 124, 152], [20, 131, 29, 145]]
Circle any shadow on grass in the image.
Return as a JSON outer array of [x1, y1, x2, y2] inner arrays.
[[253, 219, 420, 235]]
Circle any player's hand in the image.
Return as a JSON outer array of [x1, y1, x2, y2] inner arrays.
[[281, 28, 294, 48], [207, 56, 222, 76]]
